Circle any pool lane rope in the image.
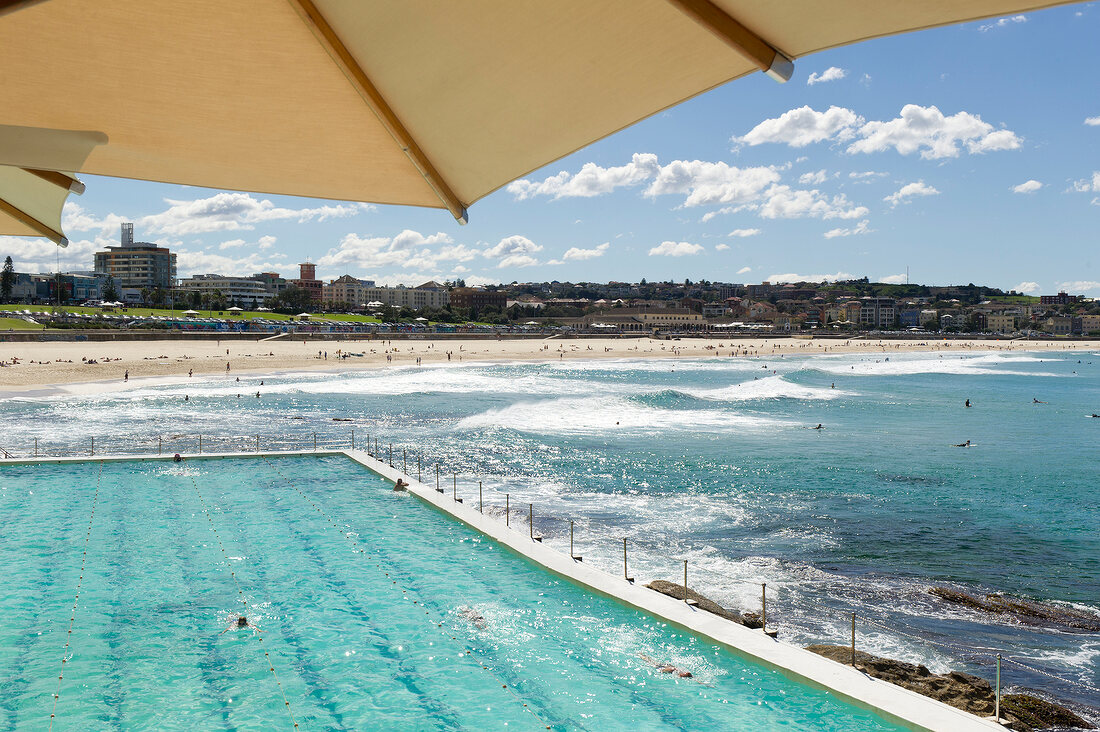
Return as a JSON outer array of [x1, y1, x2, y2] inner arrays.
[[49, 461, 103, 731], [186, 472, 300, 730], [261, 457, 555, 730]]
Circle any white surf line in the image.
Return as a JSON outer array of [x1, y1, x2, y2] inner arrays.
[[2, 448, 1008, 731], [343, 449, 1007, 732]]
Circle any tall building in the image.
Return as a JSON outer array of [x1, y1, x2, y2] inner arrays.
[[93, 223, 177, 289], [857, 297, 896, 329], [449, 287, 506, 310], [289, 262, 323, 303]]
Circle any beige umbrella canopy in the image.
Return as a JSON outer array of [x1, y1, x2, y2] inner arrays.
[[0, 0, 1080, 232], [0, 165, 84, 246]]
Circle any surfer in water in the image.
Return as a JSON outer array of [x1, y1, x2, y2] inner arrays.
[[965, 399, 970, 408], [954, 440, 972, 447], [1033, 398, 1046, 404], [812, 424, 824, 430]]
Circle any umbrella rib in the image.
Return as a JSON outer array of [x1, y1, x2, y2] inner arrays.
[[0, 0, 47, 17], [0, 196, 66, 246], [287, 0, 469, 224], [23, 168, 86, 195], [663, 0, 793, 82]]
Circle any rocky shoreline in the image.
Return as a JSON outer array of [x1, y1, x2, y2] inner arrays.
[[645, 580, 1094, 731], [930, 587, 1100, 633]]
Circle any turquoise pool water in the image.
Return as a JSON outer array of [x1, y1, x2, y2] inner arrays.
[[0, 455, 907, 731]]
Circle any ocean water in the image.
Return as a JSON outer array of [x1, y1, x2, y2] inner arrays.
[[0, 456, 908, 731], [2, 348, 1098, 717]]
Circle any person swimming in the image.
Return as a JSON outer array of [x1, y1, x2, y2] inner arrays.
[[221, 615, 259, 634], [1034, 398, 1046, 404], [394, 478, 409, 491], [965, 399, 970, 408], [812, 424, 824, 430], [954, 440, 971, 447], [640, 654, 692, 678]]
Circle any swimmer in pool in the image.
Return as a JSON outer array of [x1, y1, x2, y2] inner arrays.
[[221, 615, 260, 634], [640, 654, 692, 678]]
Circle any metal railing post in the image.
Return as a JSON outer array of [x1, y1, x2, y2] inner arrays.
[[388, 443, 393, 466], [198, 434, 202, 454], [570, 520, 574, 558], [313, 432, 317, 450], [417, 454, 421, 482], [35, 437, 39, 457], [90, 437, 94, 456], [350, 427, 355, 450], [453, 473, 457, 502], [403, 448, 407, 474], [479, 481, 483, 513], [995, 654, 1001, 722], [683, 560, 689, 603], [529, 503, 533, 540], [255, 434, 259, 452], [505, 494, 509, 526], [623, 538, 632, 581], [850, 613, 856, 666], [435, 464, 441, 493], [762, 583, 767, 631]]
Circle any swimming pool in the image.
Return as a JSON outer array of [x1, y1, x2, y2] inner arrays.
[[0, 455, 911, 730]]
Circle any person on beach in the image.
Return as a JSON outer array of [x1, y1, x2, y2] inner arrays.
[[124, 370, 128, 381]]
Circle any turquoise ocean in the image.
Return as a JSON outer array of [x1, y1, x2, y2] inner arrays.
[[2, 348, 1098, 717]]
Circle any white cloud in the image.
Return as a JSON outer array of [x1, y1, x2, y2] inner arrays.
[[648, 241, 703, 257], [979, 15, 1027, 31], [880, 274, 908, 284], [507, 153, 660, 199], [729, 228, 761, 237], [498, 254, 540, 269], [1086, 117, 1100, 126], [1014, 281, 1040, 294], [735, 105, 863, 148], [561, 242, 610, 261], [714, 244, 730, 251], [850, 105, 1021, 159], [849, 171, 887, 181], [767, 271, 857, 284], [1072, 172, 1100, 193], [799, 169, 828, 185], [646, 160, 780, 207], [807, 67, 847, 85], [316, 229, 457, 273], [0, 234, 104, 274], [737, 266, 752, 275], [737, 104, 1021, 160], [1012, 180, 1043, 194], [63, 194, 369, 238], [175, 249, 289, 278], [218, 234, 277, 251], [884, 181, 940, 207], [759, 186, 868, 220], [823, 220, 872, 238], [482, 234, 542, 259], [1058, 280, 1100, 293]]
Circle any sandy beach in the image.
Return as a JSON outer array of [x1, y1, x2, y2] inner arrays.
[[2, 335, 1098, 392]]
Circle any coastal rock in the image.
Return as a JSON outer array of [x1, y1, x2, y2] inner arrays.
[[644, 580, 762, 628], [805, 645, 1093, 731], [930, 587, 1100, 633]]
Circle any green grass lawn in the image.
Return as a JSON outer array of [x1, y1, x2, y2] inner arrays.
[[0, 316, 45, 330]]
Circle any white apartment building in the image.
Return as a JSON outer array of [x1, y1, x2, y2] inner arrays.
[[322, 276, 449, 310], [177, 274, 272, 305]]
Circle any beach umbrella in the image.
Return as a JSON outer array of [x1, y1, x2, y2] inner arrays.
[[0, 0, 1077, 228], [182, 309, 199, 316], [0, 165, 86, 246]]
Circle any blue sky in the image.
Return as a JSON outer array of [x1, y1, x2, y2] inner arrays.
[[4, 3, 1099, 295]]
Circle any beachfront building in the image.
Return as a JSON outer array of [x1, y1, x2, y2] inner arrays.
[[177, 274, 274, 308], [857, 297, 897, 329], [93, 223, 177, 289], [578, 307, 706, 332], [450, 286, 507, 311], [986, 313, 1016, 333], [322, 277, 449, 310], [289, 262, 323, 304]]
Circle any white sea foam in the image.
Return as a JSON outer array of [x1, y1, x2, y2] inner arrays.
[[455, 395, 791, 435], [814, 352, 1063, 377], [685, 375, 851, 402]]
